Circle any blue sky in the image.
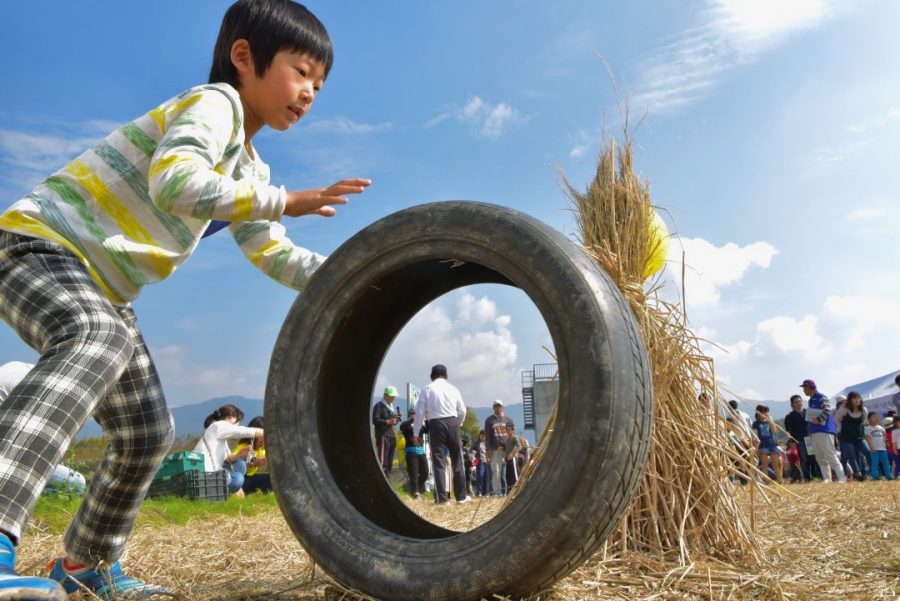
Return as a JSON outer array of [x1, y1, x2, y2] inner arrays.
[[1, 1, 898, 408]]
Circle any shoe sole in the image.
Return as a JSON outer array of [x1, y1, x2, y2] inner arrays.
[[0, 588, 67, 601]]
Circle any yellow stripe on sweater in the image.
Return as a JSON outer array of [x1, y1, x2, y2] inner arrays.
[[247, 239, 282, 265], [232, 179, 255, 221], [147, 92, 205, 135], [148, 153, 196, 179], [64, 161, 175, 278], [0, 212, 127, 305]]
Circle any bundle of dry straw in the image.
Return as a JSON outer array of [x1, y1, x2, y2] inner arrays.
[[557, 126, 763, 564]]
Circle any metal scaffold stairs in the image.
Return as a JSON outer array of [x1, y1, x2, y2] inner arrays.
[[521, 370, 535, 429]]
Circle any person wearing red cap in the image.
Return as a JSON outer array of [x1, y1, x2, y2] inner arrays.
[[801, 379, 846, 483]]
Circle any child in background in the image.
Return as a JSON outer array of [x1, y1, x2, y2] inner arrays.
[[472, 430, 489, 496], [785, 440, 803, 483], [232, 416, 271, 494], [865, 412, 893, 480], [503, 424, 523, 494], [752, 405, 783, 484], [887, 415, 900, 478], [0, 1, 369, 598]]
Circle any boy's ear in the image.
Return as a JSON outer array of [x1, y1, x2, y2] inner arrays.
[[230, 39, 254, 77]]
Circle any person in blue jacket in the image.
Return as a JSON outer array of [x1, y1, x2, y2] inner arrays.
[[801, 379, 846, 483]]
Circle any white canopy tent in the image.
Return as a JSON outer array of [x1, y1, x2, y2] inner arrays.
[[836, 369, 900, 415]]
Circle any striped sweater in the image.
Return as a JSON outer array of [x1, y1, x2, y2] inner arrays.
[[0, 83, 324, 305]]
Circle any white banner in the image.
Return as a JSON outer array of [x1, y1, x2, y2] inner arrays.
[[406, 382, 420, 415]]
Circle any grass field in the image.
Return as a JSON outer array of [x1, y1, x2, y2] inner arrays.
[[15, 479, 900, 600]]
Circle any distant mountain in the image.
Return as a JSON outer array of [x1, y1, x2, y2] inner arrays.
[[74, 395, 532, 443], [75, 395, 263, 440], [736, 399, 792, 421]]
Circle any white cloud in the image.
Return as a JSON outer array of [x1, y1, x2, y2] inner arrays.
[[663, 236, 778, 307], [426, 96, 522, 139], [634, 0, 842, 114], [303, 117, 393, 135], [848, 207, 886, 220], [0, 122, 120, 197], [758, 315, 824, 353], [152, 345, 266, 406], [803, 105, 900, 173], [706, 294, 900, 399], [568, 129, 594, 159], [0, 128, 96, 174], [377, 291, 522, 408]]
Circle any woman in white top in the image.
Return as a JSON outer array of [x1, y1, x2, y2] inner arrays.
[[193, 404, 263, 494]]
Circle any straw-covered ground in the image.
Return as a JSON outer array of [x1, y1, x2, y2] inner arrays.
[[17, 480, 900, 600]]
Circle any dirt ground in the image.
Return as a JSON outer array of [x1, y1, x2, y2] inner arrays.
[[17, 480, 900, 600]]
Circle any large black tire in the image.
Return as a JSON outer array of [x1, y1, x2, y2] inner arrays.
[[266, 201, 652, 600]]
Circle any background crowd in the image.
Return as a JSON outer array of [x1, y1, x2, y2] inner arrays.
[[726, 376, 900, 484]]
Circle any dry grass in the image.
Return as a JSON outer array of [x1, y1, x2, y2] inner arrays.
[[16, 482, 900, 600], [560, 125, 760, 563]]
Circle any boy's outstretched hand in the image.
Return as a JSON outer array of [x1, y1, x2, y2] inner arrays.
[[284, 178, 371, 217]]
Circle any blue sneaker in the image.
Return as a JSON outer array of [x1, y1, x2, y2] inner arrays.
[[47, 559, 170, 600], [0, 534, 67, 601]]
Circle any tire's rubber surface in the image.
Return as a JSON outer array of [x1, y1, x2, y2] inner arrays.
[[266, 201, 653, 601]]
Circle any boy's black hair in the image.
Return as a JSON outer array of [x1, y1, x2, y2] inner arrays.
[[209, 0, 333, 88]]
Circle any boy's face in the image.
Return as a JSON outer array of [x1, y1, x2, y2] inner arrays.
[[239, 47, 326, 132], [869, 414, 880, 425]]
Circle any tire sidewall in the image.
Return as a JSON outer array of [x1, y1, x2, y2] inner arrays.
[[267, 202, 652, 600]]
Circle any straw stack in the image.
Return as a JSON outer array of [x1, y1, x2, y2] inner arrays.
[[559, 127, 763, 563]]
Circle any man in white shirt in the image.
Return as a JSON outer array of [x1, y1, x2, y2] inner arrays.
[[413, 364, 469, 504]]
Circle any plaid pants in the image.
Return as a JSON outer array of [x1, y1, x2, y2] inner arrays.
[[0, 232, 174, 563]]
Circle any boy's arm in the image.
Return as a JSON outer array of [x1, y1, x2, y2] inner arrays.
[[148, 87, 369, 224], [148, 88, 285, 222], [231, 220, 326, 291]]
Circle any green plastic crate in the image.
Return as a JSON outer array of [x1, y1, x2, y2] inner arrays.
[[148, 470, 227, 502], [155, 451, 205, 479]]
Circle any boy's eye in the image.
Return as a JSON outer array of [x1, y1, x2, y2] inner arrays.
[[296, 67, 307, 77]]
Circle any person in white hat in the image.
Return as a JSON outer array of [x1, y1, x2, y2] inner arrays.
[[484, 399, 515, 496], [373, 385, 401, 476]]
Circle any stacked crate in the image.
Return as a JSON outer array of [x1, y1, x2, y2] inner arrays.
[[148, 451, 227, 502]]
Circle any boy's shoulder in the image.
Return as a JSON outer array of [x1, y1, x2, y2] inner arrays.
[[160, 82, 244, 135], [175, 82, 240, 103]]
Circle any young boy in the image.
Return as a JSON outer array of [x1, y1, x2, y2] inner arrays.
[[865, 412, 893, 481], [0, 1, 369, 599], [784, 439, 803, 483]]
